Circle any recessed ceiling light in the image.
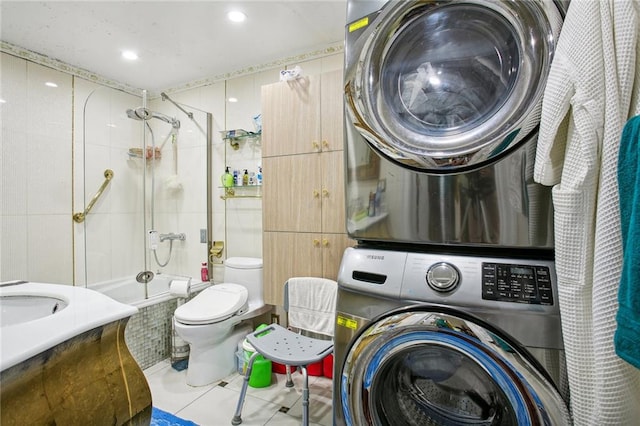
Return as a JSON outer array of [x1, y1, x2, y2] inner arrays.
[[45, 82, 58, 88], [122, 50, 139, 60], [228, 97, 238, 103], [227, 11, 246, 23], [0, 99, 6, 104]]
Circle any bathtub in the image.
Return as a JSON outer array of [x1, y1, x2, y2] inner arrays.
[[89, 274, 208, 308], [88, 275, 209, 369], [0, 281, 151, 425]]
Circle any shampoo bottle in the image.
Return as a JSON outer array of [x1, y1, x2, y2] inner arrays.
[[256, 166, 263, 185], [201, 262, 209, 282], [242, 169, 249, 186]]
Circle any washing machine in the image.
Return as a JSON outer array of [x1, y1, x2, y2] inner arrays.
[[344, 0, 567, 248], [333, 247, 571, 425]]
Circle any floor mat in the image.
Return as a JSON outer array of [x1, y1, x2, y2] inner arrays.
[[151, 407, 199, 426]]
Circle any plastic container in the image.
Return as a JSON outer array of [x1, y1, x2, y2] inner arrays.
[[323, 353, 334, 379], [307, 360, 323, 376], [272, 361, 287, 374], [242, 339, 272, 388]]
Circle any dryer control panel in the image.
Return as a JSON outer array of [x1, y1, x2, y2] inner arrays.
[[482, 263, 553, 305]]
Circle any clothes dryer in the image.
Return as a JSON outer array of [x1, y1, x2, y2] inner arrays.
[[333, 247, 571, 425], [344, 0, 566, 249]]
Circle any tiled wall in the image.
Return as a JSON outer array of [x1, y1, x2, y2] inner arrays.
[[124, 298, 178, 370]]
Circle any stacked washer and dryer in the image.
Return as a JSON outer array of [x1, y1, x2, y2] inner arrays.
[[334, 1, 572, 424]]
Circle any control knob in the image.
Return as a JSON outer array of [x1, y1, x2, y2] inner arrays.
[[426, 262, 460, 293]]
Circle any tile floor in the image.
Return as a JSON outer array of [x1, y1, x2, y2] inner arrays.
[[144, 359, 334, 426]]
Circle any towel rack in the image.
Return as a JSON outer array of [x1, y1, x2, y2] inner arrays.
[[73, 169, 114, 223]]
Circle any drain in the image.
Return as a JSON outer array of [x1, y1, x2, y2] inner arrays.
[[136, 270, 155, 283]]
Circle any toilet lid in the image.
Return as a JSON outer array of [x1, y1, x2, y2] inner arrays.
[[174, 283, 248, 325]]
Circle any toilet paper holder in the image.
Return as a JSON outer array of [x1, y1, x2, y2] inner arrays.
[[209, 240, 224, 261]]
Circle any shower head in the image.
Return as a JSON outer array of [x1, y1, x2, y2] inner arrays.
[[126, 107, 180, 129], [126, 107, 149, 121]]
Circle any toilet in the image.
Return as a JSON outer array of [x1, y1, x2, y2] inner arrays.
[[174, 257, 269, 386]]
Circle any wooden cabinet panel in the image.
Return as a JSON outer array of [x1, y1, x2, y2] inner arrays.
[[321, 150, 346, 234], [262, 155, 322, 233], [320, 70, 344, 153], [263, 231, 323, 305], [261, 75, 321, 158]]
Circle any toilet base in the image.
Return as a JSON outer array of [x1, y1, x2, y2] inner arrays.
[[185, 323, 252, 387]]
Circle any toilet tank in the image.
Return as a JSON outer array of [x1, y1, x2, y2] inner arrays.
[[224, 257, 263, 305]]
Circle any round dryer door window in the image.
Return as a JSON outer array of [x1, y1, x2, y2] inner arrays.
[[344, 0, 564, 171], [340, 306, 571, 425]]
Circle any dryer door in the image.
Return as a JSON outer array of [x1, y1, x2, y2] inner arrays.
[[340, 306, 570, 425], [344, 0, 564, 172]]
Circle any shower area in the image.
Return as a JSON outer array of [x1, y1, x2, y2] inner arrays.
[[74, 84, 215, 368], [76, 87, 213, 287]]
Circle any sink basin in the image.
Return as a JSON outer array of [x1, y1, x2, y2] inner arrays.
[[0, 295, 68, 327]]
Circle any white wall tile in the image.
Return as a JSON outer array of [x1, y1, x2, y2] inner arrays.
[[2, 128, 28, 215], [27, 214, 73, 284], [27, 134, 71, 215], [1, 215, 28, 281], [26, 62, 72, 139], [1, 53, 28, 131]]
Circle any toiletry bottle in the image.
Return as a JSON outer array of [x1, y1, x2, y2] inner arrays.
[[249, 172, 255, 185], [256, 166, 263, 185], [222, 166, 234, 188], [368, 191, 376, 217], [201, 262, 209, 282], [233, 169, 239, 186], [242, 169, 249, 186]]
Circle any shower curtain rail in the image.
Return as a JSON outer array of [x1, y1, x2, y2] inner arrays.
[[73, 169, 114, 223]]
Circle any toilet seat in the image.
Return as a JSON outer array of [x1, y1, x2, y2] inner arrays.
[[175, 283, 248, 325]]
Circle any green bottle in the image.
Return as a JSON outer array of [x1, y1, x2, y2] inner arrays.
[[222, 166, 234, 188]]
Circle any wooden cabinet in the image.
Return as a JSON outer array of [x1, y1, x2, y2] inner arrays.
[[262, 70, 353, 305]]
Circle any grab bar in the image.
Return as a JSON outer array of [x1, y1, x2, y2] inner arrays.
[[73, 169, 114, 223]]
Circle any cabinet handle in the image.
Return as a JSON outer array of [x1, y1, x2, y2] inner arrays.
[[312, 141, 320, 151], [322, 140, 329, 149], [313, 189, 320, 198], [322, 189, 329, 197], [313, 239, 321, 246], [322, 239, 329, 247]]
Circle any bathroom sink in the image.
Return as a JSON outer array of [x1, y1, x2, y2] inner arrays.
[[0, 295, 68, 327]]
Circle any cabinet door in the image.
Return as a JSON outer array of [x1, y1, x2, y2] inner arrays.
[[263, 231, 323, 305], [320, 70, 344, 153], [261, 75, 321, 158], [321, 150, 346, 234], [262, 154, 322, 233], [321, 233, 355, 281]]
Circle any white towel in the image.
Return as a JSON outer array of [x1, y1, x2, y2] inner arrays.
[[287, 277, 337, 337]]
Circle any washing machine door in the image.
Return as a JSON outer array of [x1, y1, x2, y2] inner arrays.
[[340, 306, 571, 425], [345, 0, 564, 172]]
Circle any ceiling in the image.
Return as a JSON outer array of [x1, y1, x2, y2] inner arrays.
[[0, 1, 347, 93]]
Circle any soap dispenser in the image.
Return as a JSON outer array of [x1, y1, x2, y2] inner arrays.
[[222, 166, 234, 188]]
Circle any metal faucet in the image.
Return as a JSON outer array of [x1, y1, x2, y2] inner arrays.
[[159, 232, 186, 242]]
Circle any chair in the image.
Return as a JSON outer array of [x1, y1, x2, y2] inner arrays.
[[231, 277, 337, 426]]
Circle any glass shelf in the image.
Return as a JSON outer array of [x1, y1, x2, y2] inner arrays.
[[220, 185, 262, 200], [221, 129, 261, 150]]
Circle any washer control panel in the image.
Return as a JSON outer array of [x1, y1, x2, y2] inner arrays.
[[482, 263, 553, 305]]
